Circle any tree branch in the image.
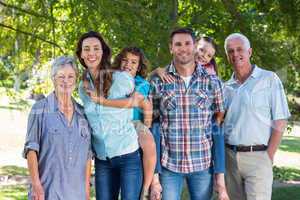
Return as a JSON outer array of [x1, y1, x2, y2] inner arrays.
[[0, 0, 68, 23], [0, 22, 64, 53]]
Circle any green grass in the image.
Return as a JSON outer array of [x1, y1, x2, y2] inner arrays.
[[0, 166, 28, 176], [273, 166, 300, 182], [271, 186, 300, 200], [279, 136, 300, 154], [0, 185, 27, 200]]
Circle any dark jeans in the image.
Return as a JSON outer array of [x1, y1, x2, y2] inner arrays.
[[150, 122, 162, 173], [95, 150, 143, 200]]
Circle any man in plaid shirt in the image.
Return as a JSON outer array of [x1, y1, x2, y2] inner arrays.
[[150, 28, 225, 200]]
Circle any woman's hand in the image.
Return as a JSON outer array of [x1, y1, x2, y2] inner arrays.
[[131, 92, 145, 107], [156, 67, 175, 83], [32, 181, 45, 200], [214, 174, 230, 200], [86, 89, 105, 104]]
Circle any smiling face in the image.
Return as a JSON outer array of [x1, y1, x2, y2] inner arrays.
[[170, 33, 195, 66], [120, 52, 140, 77], [226, 38, 252, 72], [53, 64, 76, 95], [80, 37, 103, 75], [195, 39, 216, 65]]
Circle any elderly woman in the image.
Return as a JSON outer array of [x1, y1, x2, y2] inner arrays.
[[23, 56, 92, 200]]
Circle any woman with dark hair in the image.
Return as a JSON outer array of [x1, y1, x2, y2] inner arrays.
[[77, 32, 151, 200]]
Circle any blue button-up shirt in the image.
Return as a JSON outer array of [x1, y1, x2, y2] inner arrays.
[[23, 92, 92, 200], [223, 65, 291, 145], [79, 71, 139, 159]]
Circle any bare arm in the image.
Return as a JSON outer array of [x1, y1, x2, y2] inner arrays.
[[86, 90, 144, 108], [148, 67, 175, 83], [215, 112, 225, 125], [139, 99, 153, 128], [27, 150, 44, 200], [85, 159, 92, 200], [267, 119, 287, 161]]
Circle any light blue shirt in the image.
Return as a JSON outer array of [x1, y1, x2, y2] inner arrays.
[[223, 66, 290, 145], [133, 75, 150, 120], [79, 71, 139, 159]]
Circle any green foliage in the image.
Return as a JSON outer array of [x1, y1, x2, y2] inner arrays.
[[0, 0, 299, 114], [0, 185, 27, 200], [273, 166, 300, 182], [0, 166, 28, 176]]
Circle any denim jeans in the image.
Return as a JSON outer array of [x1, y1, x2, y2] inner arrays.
[[95, 149, 143, 200], [150, 122, 162, 173], [160, 167, 213, 200]]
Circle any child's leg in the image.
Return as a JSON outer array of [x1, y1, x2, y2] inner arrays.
[[134, 121, 157, 194]]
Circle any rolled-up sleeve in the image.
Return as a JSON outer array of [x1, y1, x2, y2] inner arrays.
[[109, 71, 135, 98], [23, 104, 43, 158], [270, 73, 291, 120]]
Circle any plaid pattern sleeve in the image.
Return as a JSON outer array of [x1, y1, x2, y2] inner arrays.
[[149, 75, 162, 121]]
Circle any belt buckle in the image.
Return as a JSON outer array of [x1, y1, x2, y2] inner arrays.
[[250, 146, 253, 152]]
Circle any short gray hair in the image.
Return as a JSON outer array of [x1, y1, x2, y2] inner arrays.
[[224, 33, 251, 54], [51, 56, 77, 80]]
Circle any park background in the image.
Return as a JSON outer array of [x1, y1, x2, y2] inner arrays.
[[0, 0, 299, 199]]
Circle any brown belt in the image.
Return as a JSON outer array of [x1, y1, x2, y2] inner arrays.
[[226, 144, 268, 152]]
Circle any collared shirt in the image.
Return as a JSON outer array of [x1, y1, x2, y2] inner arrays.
[[23, 92, 92, 200], [223, 65, 291, 146], [133, 75, 150, 120], [79, 71, 139, 159], [150, 63, 224, 173]]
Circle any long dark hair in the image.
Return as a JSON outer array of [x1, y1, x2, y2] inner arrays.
[[76, 31, 112, 97], [113, 47, 149, 78], [197, 36, 218, 75]]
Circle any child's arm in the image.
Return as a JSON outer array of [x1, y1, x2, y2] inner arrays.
[[149, 67, 175, 83], [86, 89, 144, 108]]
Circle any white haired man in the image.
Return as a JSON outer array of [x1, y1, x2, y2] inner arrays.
[[223, 33, 290, 200]]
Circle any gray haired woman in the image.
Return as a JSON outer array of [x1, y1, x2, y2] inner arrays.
[[23, 56, 92, 200]]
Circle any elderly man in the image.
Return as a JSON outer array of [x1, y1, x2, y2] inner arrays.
[[223, 33, 291, 200]]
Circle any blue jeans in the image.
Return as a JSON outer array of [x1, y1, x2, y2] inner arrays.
[[95, 150, 143, 200], [150, 122, 162, 173], [160, 167, 213, 200]]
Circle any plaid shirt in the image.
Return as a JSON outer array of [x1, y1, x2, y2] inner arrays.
[[150, 63, 224, 173]]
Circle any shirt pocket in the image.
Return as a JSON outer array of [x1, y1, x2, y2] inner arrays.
[[251, 87, 270, 109], [192, 90, 211, 129], [78, 119, 91, 142], [161, 91, 177, 111], [193, 90, 209, 109]]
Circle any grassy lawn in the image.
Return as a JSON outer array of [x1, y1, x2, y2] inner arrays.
[[279, 136, 300, 154], [0, 136, 299, 199], [0, 185, 27, 200], [1, 157, 300, 200]]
